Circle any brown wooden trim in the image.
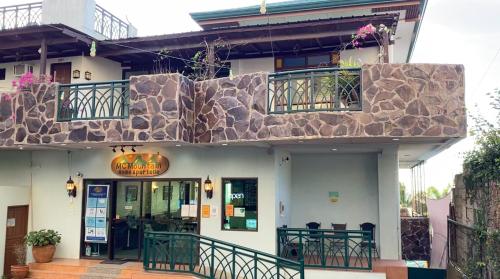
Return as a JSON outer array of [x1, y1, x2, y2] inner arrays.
[[220, 177, 259, 232], [275, 51, 339, 72]]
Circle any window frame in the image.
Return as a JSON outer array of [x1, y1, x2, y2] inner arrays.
[[0, 68, 6, 80], [220, 177, 259, 232], [275, 51, 340, 72]]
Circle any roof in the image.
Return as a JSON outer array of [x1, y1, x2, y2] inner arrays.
[[190, 0, 412, 21]]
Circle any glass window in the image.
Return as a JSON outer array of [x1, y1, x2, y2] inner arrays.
[[283, 56, 306, 69], [222, 178, 258, 231], [0, 68, 5, 80], [307, 55, 330, 66]]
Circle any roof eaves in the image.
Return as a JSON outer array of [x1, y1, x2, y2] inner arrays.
[[190, 0, 406, 22]]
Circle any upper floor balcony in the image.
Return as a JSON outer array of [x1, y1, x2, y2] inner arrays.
[[0, 63, 466, 148], [0, 1, 136, 39]]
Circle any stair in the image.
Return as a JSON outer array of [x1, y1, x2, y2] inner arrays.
[[28, 259, 197, 279]]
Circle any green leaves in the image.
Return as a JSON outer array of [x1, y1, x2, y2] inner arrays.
[[25, 229, 62, 247]]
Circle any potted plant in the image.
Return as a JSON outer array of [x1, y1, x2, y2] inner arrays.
[[10, 243, 29, 279], [25, 229, 61, 263]]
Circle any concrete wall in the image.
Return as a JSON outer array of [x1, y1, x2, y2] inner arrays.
[[290, 153, 380, 239], [340, 46, 381, 65], [27, 146, 278, 259], [0, 56, 122, 92], [230, 58, 275, 76], [0, 151, 32, 276], [274, 149, 292, 228], [42, 0, 101, 39]]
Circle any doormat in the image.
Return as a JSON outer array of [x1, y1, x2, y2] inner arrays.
[[100, 260, 127, 265]]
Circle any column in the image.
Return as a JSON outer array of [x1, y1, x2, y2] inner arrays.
[[377, 145, 401, 260]]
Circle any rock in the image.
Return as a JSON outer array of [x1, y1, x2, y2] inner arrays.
[[68, 126, 87, 142], [131, 116, 149, 129], [364, 123, 383, 135], [26, 118, 42, 133]]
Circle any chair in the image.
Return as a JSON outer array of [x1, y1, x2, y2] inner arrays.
[[279, 225, 299, 259], [359, 222, 379, 258], [305, 222, 322, 264]]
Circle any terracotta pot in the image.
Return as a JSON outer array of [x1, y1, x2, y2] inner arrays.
[[32, 245, 56, 263], [11, 265, 29, 279]]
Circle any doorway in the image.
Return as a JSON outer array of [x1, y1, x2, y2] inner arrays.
[[81, 179, 200, 261], [50, 62, 72, 84], [3, 205, 29, 277]]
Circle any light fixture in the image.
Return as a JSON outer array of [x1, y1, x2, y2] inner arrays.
[[331, 148, 337, 151], [175, 144, 182, 147], [84, 71, 92, 80], [204, 176, 213, 199], [120, 146, 125, 153], [221, 143, 228, 146], [392, 138, 400, 141], [66, 151, 77, 198], [131, 146, 136, 152], [66, 176, 77, 197], [72, 70, 80, 79], [112, 146, 116, 152], [86, 146, 92, 149]]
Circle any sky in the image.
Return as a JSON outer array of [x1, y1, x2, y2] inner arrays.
[[3, 0, 499, 191]]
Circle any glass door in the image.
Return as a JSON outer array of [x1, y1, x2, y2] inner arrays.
[[113, 181, 142, 260]]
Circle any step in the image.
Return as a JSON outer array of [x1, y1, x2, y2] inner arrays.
[[28, 269, 83, 279]]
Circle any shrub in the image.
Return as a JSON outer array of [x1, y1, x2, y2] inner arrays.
[[25, 229, 61, 247]]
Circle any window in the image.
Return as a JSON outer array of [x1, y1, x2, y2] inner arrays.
[[275, 52, 339, 71], [0, 68, 5, 80], [222, 178, 258, 231]]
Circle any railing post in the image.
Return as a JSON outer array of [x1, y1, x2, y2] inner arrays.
[[320, 231, 325, 267], [344, 231, 349, 268], [253, 252, 258, 279], [169, 234, 175, 271], [210, 240, 215, 278], [298, 230, 303, 263], [368, 231, 372, 270], [310, 72, 315, 110], [143, 233, 149, 269], [91, 83, 97, 118], [73, 85, 79, 119], [189, 234, 194, 272], [334, 70, 340, 109], [152, 234, 157, 269], [109, 82, 115, 117], [231, 246, 236, 279], [277, 229, 281, 256], [14, 6, 18, 28], [287, 74, 292, 112]]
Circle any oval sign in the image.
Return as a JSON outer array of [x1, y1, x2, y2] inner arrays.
[[111, 153, 169, 177]]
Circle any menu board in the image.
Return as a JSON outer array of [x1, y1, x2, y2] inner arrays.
[[85, 185, 109, 243]]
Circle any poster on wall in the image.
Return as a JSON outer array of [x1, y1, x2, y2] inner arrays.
[[85, 185, 109, 243], [329, 191, 339, 203]]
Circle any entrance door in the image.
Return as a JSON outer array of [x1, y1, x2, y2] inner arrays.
[[3, 205, 29, 277], [111, 179, 200, 261], [50, 62, 72, 84]]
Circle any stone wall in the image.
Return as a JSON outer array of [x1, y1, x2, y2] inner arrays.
[[0, 64, 466, 147], [401, 217, 431, 261]]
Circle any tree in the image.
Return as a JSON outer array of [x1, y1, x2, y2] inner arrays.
[[426, 184, 452, 199], [399, 182, 412, 208]]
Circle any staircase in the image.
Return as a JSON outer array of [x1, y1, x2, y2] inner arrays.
[[28, 259, 196, 279]]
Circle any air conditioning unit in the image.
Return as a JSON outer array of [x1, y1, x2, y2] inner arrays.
[[13, 64, 34, 77]]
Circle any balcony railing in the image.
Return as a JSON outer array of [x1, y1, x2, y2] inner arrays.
[[268, 67, 362, 113], [94, 4, 129, 39], [0, 2, 42, 30], [144, 231, 304, 279], [57, 80, 129, 121], [277, 228, 373, 270]]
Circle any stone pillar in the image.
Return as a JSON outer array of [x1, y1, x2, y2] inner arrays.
[[377, 145, 401, 260]]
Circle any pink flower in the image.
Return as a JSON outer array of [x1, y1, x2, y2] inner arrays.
[[11, 80, 17, 87]]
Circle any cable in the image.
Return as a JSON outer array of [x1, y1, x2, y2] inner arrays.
[[477, 46, 500, 91]]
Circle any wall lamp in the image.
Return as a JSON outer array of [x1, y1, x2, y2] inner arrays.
[[66, 176, 77, 197], [204, 176, 213, 199], [110, 145, 142, 153], [84, 71, 92, 80], [72, 70, 80, 79]]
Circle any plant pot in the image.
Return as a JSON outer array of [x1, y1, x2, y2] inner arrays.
[[32, 245, 56, 263], [10, 265, 29, 279]]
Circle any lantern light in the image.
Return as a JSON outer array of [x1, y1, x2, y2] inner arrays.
[[204, 176, 213, 199]]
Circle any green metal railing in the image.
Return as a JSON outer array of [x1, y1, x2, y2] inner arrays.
[[268, 67, 362, 113], [277, 228, 372, 270], [57, 80, 129, 121], [144, 231, 304, 279]]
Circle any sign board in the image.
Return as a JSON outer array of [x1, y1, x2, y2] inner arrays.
[[202, 205, 210, 218], [111, 153, 169, 177], [85, 185, 109, 243]]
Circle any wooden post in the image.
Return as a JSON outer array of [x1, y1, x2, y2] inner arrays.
[[382, 31, 389, 63], [39, 37, 48, 75], [207, 43, 215, 79]]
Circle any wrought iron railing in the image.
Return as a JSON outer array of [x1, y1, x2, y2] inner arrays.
[[277, 228, 372, 270], [94, 4, 129, 39], [268, 67, 362, 113], [0, 2, 42, 30], [144, 231, 304, 279], [57, 80, 129, 121]]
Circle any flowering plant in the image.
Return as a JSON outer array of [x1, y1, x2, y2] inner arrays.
[[348, 23, 391, 63], [12, 72, 52, 91]]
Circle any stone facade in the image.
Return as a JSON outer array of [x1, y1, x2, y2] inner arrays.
[[401, 217, 431, 261], [0, 64, 466, 148]]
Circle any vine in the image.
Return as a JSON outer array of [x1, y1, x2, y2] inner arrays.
[[462, 88, 500, 278]]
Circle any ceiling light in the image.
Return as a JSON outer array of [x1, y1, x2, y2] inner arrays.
[[392, 138, 400, 141], [331, 148, 337, 151], [86, 146, 92, 149], [298, 140, 304, 143], [61, 143, 67, 146], [221, 143, 228, 146], [175, 144, 182, 147], [19, 146, 23, 150]]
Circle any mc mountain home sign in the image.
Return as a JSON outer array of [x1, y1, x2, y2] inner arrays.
[[111, 153, 169, 177]]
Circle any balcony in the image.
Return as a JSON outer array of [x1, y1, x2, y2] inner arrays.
[[268, 67, 362, 113], [0, 2, 42, 30], [0, 64, 466, 147], [0, 1, 133, 39]]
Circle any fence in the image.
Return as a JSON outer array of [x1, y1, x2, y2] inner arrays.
[[268, 67, 362, 113], [143, 231, 304, 279], [0, 2, 42, 30]]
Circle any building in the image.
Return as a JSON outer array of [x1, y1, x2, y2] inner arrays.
[[0, 0, 466, 278]]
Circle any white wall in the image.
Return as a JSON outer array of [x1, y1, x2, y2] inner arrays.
[[290, 153, 379, 237], [274, 149, 291, 228], [377, 145, 401, 260], [230, 57, 275, 75], [0, 151, 32, 276], [0, 56, 122, 92], [28, 146, 278, 259], [340, 46, 381, 65]]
